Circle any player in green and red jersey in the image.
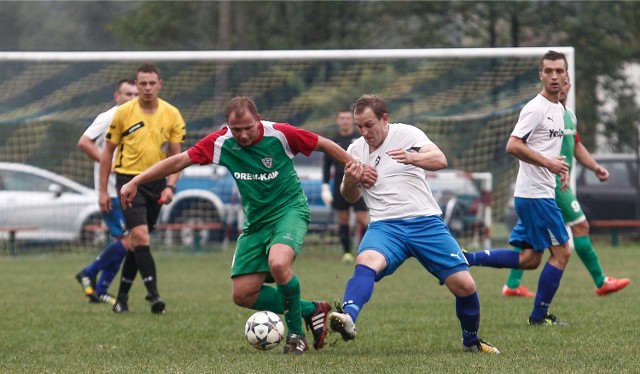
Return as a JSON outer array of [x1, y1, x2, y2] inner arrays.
[[119, 96, 359, 354], [503, 78, 630, 298]]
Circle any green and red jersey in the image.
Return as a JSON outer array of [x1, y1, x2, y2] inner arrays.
[[187, 121, 318, 231]]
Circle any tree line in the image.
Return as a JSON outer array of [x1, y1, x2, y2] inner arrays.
[[0, 1, 638, 152]]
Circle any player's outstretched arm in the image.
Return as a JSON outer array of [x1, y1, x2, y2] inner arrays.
[[315, 136, 355, 166], [120, 152, 194, 209]]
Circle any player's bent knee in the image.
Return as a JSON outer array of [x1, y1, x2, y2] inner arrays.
[[518, 250, 542, 269], [445, 271, 477, 297]]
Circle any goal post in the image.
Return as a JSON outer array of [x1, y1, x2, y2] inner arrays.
[[0, 47, 574, 250]]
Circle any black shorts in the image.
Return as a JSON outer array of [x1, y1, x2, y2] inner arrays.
[[332, 190, 368, 211], [116, 174, 165, 232]]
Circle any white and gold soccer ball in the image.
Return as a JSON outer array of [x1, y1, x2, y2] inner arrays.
[[245, 311, 285, 351]]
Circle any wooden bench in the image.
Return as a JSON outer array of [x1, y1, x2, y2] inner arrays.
[[590, 220, 640, 247], [0, 226, 37, 256]]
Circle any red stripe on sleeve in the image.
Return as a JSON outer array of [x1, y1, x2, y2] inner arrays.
[[273, 123, 319, 156], [187, 127, 229, 165]]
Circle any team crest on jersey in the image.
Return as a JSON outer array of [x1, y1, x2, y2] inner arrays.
[[261, 157, 273, 168]]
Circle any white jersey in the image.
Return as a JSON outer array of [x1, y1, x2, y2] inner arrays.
[[510, 94, 565, 198], [346, 123, 442, 221], [82, 105, 118, 197]]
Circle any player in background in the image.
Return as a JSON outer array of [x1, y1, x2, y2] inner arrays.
[[463, 50, 572, 326], [329, 94, 500, 354], [502, 77, 630, 298], [100, 63, 186, 314], [118, 96, 356, 354], [321, 109, 369, 264], [75, 79, 138, 304]]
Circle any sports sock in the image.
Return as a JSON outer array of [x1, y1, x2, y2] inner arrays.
[[95, 244, 127, 295], [134, 245, 158, 296], [505, 247, 525, 289], [83, 240, 126, 278], [117, 250, 137, 296], [342, 264, 376, 322], [338, 224, 351, 254], [456, 292, 480, 347], [277, 275, 304, 336], [573, 236, 606, 288], [251, 285, 316, 318], [529, 262, 563, 322], [464, 249, 520, 268]]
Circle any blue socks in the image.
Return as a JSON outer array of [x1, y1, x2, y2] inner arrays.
[[83, 240, 126, 278], [464, 249, 520, 269], [94, 241, 127, 295], [530, 262, 563, 322], [342, 264, 376, 322], [456, 292, 480, 347]]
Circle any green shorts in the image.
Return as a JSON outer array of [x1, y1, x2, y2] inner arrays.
[[555, 186, 585, 226], [231, 209, 310, 280]]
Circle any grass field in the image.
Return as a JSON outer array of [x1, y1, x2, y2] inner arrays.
[[0, 241, 637, 373]]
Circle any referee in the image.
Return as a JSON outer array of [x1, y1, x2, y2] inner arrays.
[[99, 63, 186, 314]]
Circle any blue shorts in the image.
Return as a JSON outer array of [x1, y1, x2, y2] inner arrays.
[[358, 215, 468, 284], [101, 198, 126, 238], [509, 197, 570, 251]]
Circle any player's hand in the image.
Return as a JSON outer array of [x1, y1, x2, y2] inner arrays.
[[158, 186, 174, 206], [594, 164, 609, 182], [119, 182, 137, 210], [547, 156, 569, 176], [98, 191, 112, 213], [343, 161, 364, 187], [321, 183, 333, 207], [360, 165, 377, 189], [387, 148, 413, 165], [559, 171, 569, 192]]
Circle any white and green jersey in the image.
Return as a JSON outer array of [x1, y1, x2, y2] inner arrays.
[[556, 107, 579, 186], [187, 121, 319, 231]]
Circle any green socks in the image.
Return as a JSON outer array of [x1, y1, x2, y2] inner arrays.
[[573, 236, 606, 288], [251, 284, 316, 318], [277, 275, 304, 336], [505, 247, 524, 289]]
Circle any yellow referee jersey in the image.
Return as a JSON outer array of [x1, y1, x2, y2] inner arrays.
[[106, 97, 186, 175]]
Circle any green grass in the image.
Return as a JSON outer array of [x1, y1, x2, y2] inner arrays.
[[0, 242, 637, 373]]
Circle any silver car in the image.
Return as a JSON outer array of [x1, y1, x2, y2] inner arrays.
[[0, 162, 104, 244]]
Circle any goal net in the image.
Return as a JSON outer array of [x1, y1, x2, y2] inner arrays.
[[0, 47, 575, 252]]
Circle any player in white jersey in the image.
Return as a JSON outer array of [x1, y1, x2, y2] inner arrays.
[[464, 50, 573, 326], [328, 94, 499, 354], [75, 79, 137, 304]]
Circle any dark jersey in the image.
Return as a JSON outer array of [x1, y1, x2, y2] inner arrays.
[[322, 132, 359, 192]]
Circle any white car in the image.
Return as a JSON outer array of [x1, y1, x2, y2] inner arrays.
[[0, 162, 104, 244]]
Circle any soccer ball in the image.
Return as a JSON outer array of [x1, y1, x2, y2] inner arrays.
[[245, 311, 285, 351]]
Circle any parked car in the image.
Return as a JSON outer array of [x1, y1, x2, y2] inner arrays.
[[160, 163, 332, 246], [575, 153, 639, 223], [504, 153, 640, 232], [0, 162, 104, 244], [425, 169, 484, 237]]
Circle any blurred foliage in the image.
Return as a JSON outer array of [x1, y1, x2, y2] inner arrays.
[[0, 1, 638, 151]]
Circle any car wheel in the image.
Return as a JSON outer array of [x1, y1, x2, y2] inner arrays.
[[171, 199, 223, 247], [80, 213, 108, 246]]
